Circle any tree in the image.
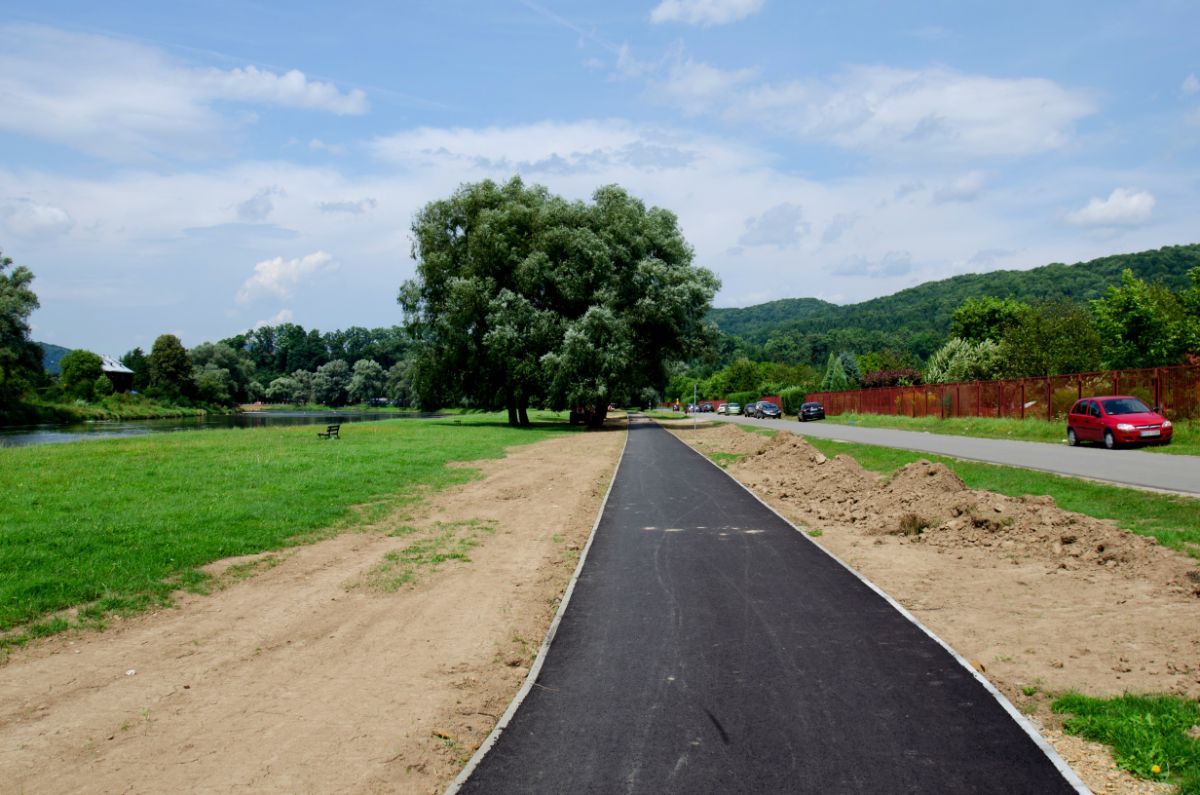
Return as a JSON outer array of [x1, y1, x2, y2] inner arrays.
[[924, 338, 1003, 384], [147, 334, 194, 400], [194, 364, 234, 405], [312, 359, 349, 406], [950, 296, 1029, 343], [0, 249, 41, 408], [265, 376, 300, 403], [347, 359, 386, 404], [1090, 269, 1192, 369], [191, 342, 255, 402], [59, 349, 104, 400], [400, 177, 718, 426], [838, 352, 863, 387], [121, 347, 150, 391], [385, 361, 413, 407], [997, 301, 1102, 377], [819, 352, 851, 391]]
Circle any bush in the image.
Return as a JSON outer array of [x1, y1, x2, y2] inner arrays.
[[727, 390, 758, 407], [780, 386, 808, 415]]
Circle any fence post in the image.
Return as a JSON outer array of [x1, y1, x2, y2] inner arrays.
[[1046, 379, 1052, 422], [1020, 381, 1025, 420], [976, 381, 982, 417]]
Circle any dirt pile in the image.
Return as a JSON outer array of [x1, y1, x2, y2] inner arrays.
[[729, 433, 1198, 596]]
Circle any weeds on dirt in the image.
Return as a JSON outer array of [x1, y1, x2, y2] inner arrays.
[[897, 513, 931, 536], [368, 520, 498, 592], [709, 452, 744, 467], [1052, 692, 1200, 794]]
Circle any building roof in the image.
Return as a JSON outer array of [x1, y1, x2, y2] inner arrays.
[[100, 355, 134, 374]]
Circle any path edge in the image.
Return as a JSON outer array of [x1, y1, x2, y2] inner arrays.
[[443, 422, 630, 795], [666, 422, 1094, 795]]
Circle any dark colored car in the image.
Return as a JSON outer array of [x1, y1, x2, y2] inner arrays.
[[799, 401, 825, 422], [1067, 396, 1172, 449], [755, 402, 781, 419]]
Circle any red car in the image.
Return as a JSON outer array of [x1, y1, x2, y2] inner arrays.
[[1066, 396, 1173, 449]]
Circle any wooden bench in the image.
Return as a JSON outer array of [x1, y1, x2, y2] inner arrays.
[[317, 424, 340, 440]]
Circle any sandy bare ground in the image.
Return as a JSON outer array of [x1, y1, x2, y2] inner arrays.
[[671, 422, 1200, 795], [0, 423, 626, 795]]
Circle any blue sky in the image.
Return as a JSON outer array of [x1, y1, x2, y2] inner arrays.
[[2, 0, 1198, 355]]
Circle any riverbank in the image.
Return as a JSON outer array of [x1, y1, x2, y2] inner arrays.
[[0, 395, 213, 426]]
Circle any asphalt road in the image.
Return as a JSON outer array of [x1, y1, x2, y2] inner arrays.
[[712, 413, 1200, 496], [455, 418, 1086, 794]]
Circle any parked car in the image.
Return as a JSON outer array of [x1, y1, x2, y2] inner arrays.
[[799, 401, 825, 422], [742, 402, 757, 416], [1066, 396, 1172, 449], [754, 402, 781, 419], [722, 402, 740, 416]]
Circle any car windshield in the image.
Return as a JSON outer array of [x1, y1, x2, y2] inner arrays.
[[1100, 397, 1151, 415]]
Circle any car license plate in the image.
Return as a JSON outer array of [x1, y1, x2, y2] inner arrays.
[[1139, 429, 1160, 437]]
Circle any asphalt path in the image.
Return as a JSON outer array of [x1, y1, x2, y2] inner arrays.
[[712, 413, 1200, 496], [455, 418, 1086, 794]]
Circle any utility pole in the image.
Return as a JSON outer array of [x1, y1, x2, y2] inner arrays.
[[693, 383, 697, 431]]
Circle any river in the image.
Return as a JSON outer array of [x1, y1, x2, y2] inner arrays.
[[0, 411, 444, 448]]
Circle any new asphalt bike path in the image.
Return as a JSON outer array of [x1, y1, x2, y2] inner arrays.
[[452, 417, 1087, 794]]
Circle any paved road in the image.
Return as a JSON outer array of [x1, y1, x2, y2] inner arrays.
[[712, 413, 1200, 496], [456, 418, 1085, 794]]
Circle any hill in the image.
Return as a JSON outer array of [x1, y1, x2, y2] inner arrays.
[[39, 342, 72, 375], [709, 244, 1200, 361]]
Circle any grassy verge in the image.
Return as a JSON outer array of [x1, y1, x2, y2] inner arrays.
[[0, 412, 579, 646], [2, 396, 211, 425], [1052, 693, 1200, 794], [250, 403, 469, 414], [822, 412, 1200, 457], [802, 437, 1200, 561]]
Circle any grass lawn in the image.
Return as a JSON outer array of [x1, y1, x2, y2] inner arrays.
[[800, 435, 1200, 561], [0, 412, 580, 643], [821, 412, 1200, 457]]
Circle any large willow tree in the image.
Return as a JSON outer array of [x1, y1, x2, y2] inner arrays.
[[399, 177, 719, 426]]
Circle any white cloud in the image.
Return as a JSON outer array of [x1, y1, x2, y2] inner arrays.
[[0, 24, 366, 162], [738, 203, 809, 248], [236, 186, 283, 222], [255, 309, 294, 328], [651, 58, 758, 115], [236, 251, 336, 303], [1066, 188, 1156, 228], [1, 198, 74, 238], [650, 0, 765, 26], [317, 198, 377, 215], [637, 56, 1094, 158], [1183, 73, 1200, 95], [833, 251, 916, 278], [933, 171, 988, 203]]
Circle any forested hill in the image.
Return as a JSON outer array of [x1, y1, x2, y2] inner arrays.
[[708, 244, 1200, 359]]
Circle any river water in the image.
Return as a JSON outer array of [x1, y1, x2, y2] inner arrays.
[[0, 411, 443, 448]]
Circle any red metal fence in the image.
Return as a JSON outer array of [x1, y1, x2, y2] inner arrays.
[[807, 365, 1200, 422]]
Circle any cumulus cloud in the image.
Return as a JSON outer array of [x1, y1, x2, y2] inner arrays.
[[650, 0, 765, 26], [833, 251, 915, 278], [317, 198, 378, 215], [236, 251, 336, 303], [254, 309, 294, 328], [236, 186, 283, 222], [639, 55, 1094, 158], [371, 120, 710, 175], [1, 198, 74, 238], [738, 203, 809, 248], [1065, 188, 1156, 228], [0, 24, 366, 161], [933, 171, 988, 203]]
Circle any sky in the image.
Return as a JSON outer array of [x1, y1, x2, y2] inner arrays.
[[2, 0, 1198, 355]]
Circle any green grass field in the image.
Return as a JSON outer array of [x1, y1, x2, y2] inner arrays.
[[0, 413, 579, 643], [821, 412, 1200, 456]]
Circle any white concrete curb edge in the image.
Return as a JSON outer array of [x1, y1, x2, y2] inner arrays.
[[443, 422, 630, 794]]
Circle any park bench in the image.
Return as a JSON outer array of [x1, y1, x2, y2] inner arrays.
[[317, 424, 340, 440]]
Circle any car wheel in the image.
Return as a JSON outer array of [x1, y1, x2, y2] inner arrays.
[[1103, 430, 1116, 450], [1067, 428, 1077, 447]]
